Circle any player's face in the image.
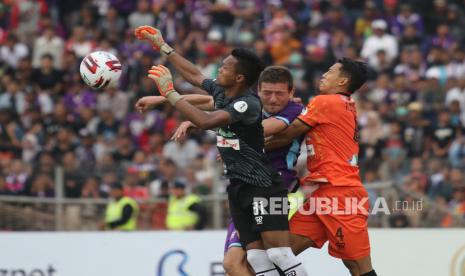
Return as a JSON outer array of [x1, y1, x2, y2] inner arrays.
[[319, 63, 348, 94], [259, 82, 293, 114], [216, 55, 240, 88]]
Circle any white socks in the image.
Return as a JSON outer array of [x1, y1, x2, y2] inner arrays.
[[247, 249, 280, 276], [266, 247, 308, 276]]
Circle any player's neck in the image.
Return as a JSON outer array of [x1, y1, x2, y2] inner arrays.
[[225, 85, 248, 98], [335, 91, 351, 97]]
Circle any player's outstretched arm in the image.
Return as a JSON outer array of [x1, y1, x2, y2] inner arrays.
[[147, 65, 232, 130], [134, 25, 206, 87], [135, 95, 214, 113], [265, 119, 310, 150]]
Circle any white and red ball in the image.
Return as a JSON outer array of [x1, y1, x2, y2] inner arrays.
[[80, 51, 122, 89]]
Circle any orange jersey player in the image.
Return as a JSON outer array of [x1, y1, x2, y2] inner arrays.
[[266, 58, 377, 276]]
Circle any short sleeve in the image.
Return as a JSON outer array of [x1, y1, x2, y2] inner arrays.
[[274, 102, 303, 126], [201, 79, 222, 97], [222, 95, 261, 124], [297, 96, 327, 127]]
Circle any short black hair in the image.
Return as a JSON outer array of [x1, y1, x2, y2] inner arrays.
[[337, 58, 368, 93], [231, 48, 265, 87], [41, 53, 54, 61], [258, 66, 294, 91]]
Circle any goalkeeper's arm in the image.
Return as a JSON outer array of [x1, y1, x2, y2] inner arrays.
[[135, 94, 214, 113], [166, 52, 207, 88], [135, 26, 206, 88]]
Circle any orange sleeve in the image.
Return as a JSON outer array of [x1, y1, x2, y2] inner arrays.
[[297, 96, 327, 127]]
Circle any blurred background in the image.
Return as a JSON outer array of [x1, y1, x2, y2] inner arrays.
[[0, 0, 465, 231]]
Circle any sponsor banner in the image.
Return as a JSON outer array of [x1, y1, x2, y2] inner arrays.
[[0, 230, 464, 276]]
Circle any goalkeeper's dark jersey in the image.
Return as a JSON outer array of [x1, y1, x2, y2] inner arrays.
[[201, 79, 275, 187]]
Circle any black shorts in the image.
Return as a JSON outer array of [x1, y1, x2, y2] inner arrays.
[[227, 175, 290, 248]]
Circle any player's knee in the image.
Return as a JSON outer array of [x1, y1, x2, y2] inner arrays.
[[342, 260, 360, 276], [223, 253, 242, 273], [224, 248, 247, 273]]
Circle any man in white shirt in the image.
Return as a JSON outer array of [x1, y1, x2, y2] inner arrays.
[[0, 34, 29, 69], [162, 134, 200, 169], [445, 78, 465, 125], [361, 19, 398, 68]]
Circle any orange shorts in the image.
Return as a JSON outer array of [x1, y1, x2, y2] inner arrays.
[[290, 184, 371, 260]]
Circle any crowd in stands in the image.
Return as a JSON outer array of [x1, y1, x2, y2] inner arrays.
[[0, 0, 465, 227]]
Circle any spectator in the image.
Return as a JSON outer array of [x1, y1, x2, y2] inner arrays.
[[431, 110, 455, 158], [101, 182, 139, 231], [449, 134, 465, 169], [150, 158, 177, 198], [96, 109, 120, 141], [361, 19, 398, 68], [162, 133, 199, 169], [98, 6, 126, 42], [166, 180, 207, 230], [62, 151, 85, 198], [32, 27, 64, 69], [0, 81, 26, 116], [97, 86, 129, 121], [123, 170, 149, 201], [81, 176, 103, 199], [0, 108, 23, 159], [4, 159, 29, 195], [403, 102, 430, 158], [28, 174, 54, 197], [0, 34, 29, 69], [30, 54, 63, 95], [128, 0, 155, 30], [391, 4, 424, 37], [65, 25, 96, 58]]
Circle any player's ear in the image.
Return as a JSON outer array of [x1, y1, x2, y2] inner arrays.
[[339, 77, 349, 87], [236, 74, 246, 85], [289, 87, 295, 98]]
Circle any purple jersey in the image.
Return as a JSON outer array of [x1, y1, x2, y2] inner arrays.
[[263, 101, 304, 191]]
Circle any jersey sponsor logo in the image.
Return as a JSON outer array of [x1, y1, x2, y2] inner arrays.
[[253, 200, 266, 216], [216, 136, 240, 150], [217, 128, 235, 138], [233, 101, 248, 113]]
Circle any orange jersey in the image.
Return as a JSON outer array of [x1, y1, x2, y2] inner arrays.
[[298, 94, 362, 187]]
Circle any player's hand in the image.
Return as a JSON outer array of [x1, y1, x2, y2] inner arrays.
[[134, 25, 166, 51], [135, 96, 167, 113], [147, 65, 175, 97], [171, 121, 195, 141]]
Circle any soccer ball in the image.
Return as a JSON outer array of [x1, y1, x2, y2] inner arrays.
[[80, 51, 122, 89]]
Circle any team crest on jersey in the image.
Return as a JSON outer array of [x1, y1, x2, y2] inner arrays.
[[233, 101, 248, 113]]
